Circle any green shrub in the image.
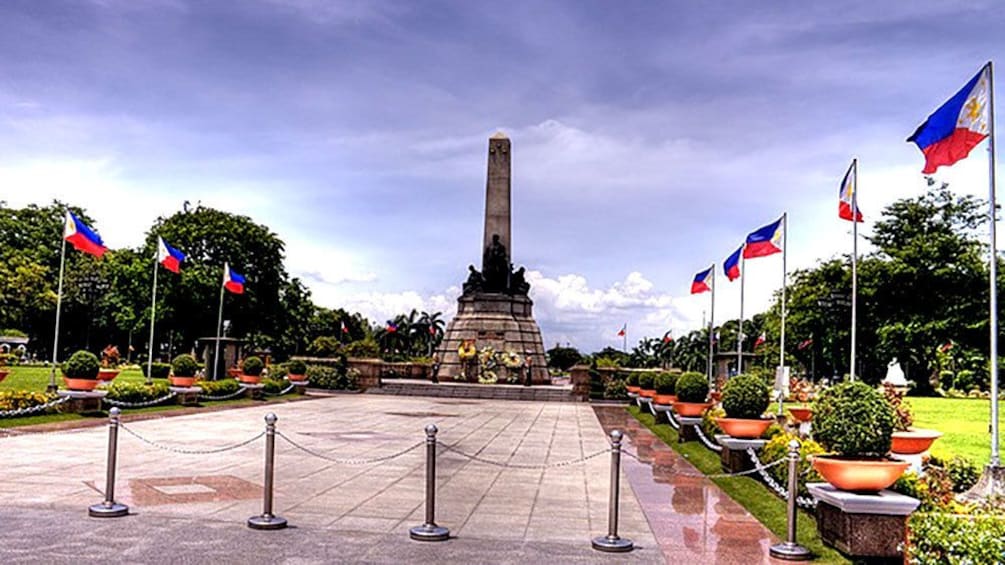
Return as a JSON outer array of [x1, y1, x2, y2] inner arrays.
[[603, 379, 628, 400], [171, 354, 199, 377], [813, 381, 894, 457], [343, 338, 380, 358], [306, 364, 357, 390], [721, 374, 770, 419], [62, 350, 99, 379], [0, 391, 59, 414], [654, 372, 678, 395], [760, 432, 825, 499], [242, 356, 264, 376], [702, 406, 725, 438], [106, 381, 171, 403], [944, 456, 981, 493], [907, 512, 1005, 564], [142, 362, 171, 379], [676, 372, 709, 403], [596, 357, 620, 369], [262, 377, 286, 394], [286, 359, 307, 375], [954, 369, 976, 392], [638, 373, 655, 390], [626, 373, 640, 387], [0, 353, 20, 366], [307, 336, 342, 357], [198, 378, 241, 396]]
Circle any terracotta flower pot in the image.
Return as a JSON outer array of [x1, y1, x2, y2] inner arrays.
[[169, 376, 196, 387], [97, 369, 120, 382], [672, 401, 713, 417], [0, 369, 8, 383], [716, 417, 773, 439], [238, 374, 262, 384], [63, 377, 100, 391], [287, 373, 307, 382], [789, 407, 813, 423], [227, 368, 242, 378], [653, 394, 677, 405], [639, 389, 657, 398], [811, 455, 909, 493], [626, 385, 641, 394], [890, 429, 943, 455]]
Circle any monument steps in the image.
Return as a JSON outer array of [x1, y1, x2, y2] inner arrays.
[[367, 379, 581, 403]]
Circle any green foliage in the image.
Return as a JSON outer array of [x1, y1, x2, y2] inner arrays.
[[928, 455, 981, 494], [261, 377, 286, 394], [170, 354, 199, 378], [595, 357, 620, 369], [906, 512, 1005, 564], [813, 381, 894, 456], [675, 371, 708, 403], [343, 338, 380, 358], [142, 362, 171, 379], [592, 347, 628, 368], [197, 378, 240, 396], [0, 328, 27, 337], [953, 369, 977, 392], [883, 382, 914, 431], [760, 433, 824, 499], [286, 359, 306, 375], [106, 381, 171, 403], [721, 374, 770, 419], [62, 350, 99, 379], [603, 379, 628, 400], [307, 336, 342, 357], [546, 345, 582, 371], [637, 372, 655, 390], [654, 372, 678, 395], [0, 390, 58, 413], [241, 356, 264, 376], [701, 405, 725, 438], [306, 364, 357, 390], [626, 373, 640, 387]]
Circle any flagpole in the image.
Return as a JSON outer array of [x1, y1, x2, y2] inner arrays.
[[47, 236, 68, 393], [778, 212, 788, 415], [986, 61, 1000, 468], [145, 247, 159, 386], [213, 264, 226, 381], [851, 159, 859, 382], [708, 263, 716, 387], [623, 323, 627, 353], [737, 254, 745, 375]]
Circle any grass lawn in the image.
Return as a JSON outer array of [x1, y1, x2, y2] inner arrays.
[[908, 396, 998, 464], [0, 365, 148, 391], [627, 406, 849, 564]]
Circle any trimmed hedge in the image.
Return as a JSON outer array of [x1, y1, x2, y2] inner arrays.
[[242, 356, 264, 376], [907, 512, 1005, 564], [604, 379, 628, 400], [638, 373, 655, 390], [626, 373, 640, 387], [142, 362, 171, 379], [198, 378, 241, 397], [721, 374, 770, 419], [106, 381, 171, 403], [813, 381, 894, 457], [675, 372, 708, 403], [306, 365, 357, 390], [286, 359, 307, 375], [63, 350, 99, 379], [654, 372, 678, 395], [171, 354, 199, 377]]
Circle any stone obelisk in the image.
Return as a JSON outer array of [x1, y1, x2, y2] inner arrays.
[[436, 132, 548, 383]]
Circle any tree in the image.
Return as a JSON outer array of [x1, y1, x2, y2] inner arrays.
[[546, 344, 582, 370]]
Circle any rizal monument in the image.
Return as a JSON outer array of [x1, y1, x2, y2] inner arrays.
[[435, 133, 549, 383]]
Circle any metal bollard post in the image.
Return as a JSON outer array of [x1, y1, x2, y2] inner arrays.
[[248, 413, 288, 530], [769, 439, 812, 560], [410, 424, 450, 541], [89, 407, 129, 517], [592, 430, 633, 552]]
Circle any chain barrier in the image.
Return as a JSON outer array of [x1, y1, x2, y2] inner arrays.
[[198, 387, 248, 401], [119, 422, 264, 455], [0, 395, 71, 418], [620, 448, 786, 479], [276, 431, 425, 465], [438, 442, 612, 470], [746, 447, 817, 509], [692, 424, 723, 453], [263, 383, 296, 397], [102, 392, 177, 409]]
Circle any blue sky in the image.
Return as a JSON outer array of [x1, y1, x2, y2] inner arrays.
[[2, 0, 1004, 351]]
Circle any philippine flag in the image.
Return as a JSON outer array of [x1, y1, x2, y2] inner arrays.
[[743, 217, 784, 259], [691, 266, 713, 294], [341, 320, 349, 334], [663, 332, 673, 344], [754, 332, 767, 348], [724, 245, 743, 281], [617, 323, 627, 337], [157, 237, 185, 274], [223, 263, 246, 294], [839, 161, 863, 223], [63, 211, 107, 257], [908, 64, 990, 174]]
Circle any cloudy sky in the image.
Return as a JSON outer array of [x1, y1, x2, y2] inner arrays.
[[2, 0, 1004, 351]]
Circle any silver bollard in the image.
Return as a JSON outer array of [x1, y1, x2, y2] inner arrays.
[[769, 439, 812, 560], [89, 407, 129, 517], [248, 413, 288, 530], [592, 430, 633, 552], [410, 424, 449, 541]]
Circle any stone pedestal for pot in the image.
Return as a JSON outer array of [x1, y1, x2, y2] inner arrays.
[[240, 383, 264, 400], [169, 386, 202, 406], [56, 389, 107, 413], [808, 483, 919, 561], [677, 416, 702, 443], [288, 380, 310, 395], [650, 402, 673, 424], [637, 396, 652, 412], [716, 436, 767, 474]]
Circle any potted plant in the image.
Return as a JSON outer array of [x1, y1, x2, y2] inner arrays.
[[286, 359, 308, 382], [885, 383, 942, 454], [811, 381, 908, 492], [788, 377, 814, 423], [637, 373, 657, 398], [625, 373, 641, 394], [672, 371, 712, 417], [170, 354, 200, 387], [653, 372, 678, 405], [716, 373, 772, 439], [62, 350, 101, 391], [97, 345, 121, 382], [239, 356, 264, 384]]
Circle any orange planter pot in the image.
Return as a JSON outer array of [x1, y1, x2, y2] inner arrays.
[[0, 369, 8, 383], [169, 376, 197, 387], [890, 429, 943, 455], [227, 368, 242, 378], [97, 369, 120, 382], [287, 373, 307, 382], [63, 377, 100, 391], [626, 386, 641, 394], [811, 456, 909, 493], [672, 401, 713, 417], [238, 374, 262, 384], [789, 407, 813, 423], [716, 417, 773, 439], [653, 394, 677, 406], [639, 389, 656, 398]]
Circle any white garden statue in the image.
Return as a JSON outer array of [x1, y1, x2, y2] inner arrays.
[[883, 358, 908, 387]]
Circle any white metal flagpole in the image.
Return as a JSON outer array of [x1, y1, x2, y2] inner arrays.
[[777, 212, 788, 415], [986, 61, 1000, 468], [737, 254, 745, 375], [213, 263, 227, 381], [47, 236, 68, 392], [851, 159, 859, 382], [708, 263, 716, 386], [146, 244, 160, 386]]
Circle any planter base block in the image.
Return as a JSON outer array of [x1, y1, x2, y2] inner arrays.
[[677, 416, 702, 443], [57, 390, 107, 413], [240, 383, 264, 400], [651, 402, 672, 424], [808, 483, 919, 560], [716, 436, 766, 474], [169, 386, 202, 406], [289, 380, 309, 395]]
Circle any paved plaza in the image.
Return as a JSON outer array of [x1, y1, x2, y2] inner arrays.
[[0, 395, 784, 563]]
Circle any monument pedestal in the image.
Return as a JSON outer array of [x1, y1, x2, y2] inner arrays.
[[808, 483, 919, 561], [716, 436, 766, 474]]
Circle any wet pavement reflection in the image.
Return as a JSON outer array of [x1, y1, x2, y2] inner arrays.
[[594, 406, 785, 564]]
